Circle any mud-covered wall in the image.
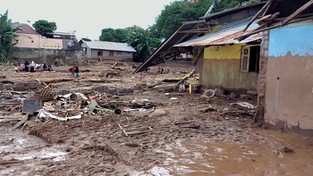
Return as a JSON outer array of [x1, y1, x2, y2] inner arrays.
[[90, 49, 133, 59], [200, 44, 258, 90], [11, 47, 82, 65], [15, 34, 63, 50], [265, 21, 313, 131]]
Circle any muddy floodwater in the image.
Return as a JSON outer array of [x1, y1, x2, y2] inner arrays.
[[136, 129, 313, 176]]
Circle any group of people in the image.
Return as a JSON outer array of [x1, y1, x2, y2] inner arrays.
[[15, 60, 53, 72], [69, 65, 79, 78]]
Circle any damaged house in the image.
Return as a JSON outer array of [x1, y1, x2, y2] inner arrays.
[[135, 0, 313, 134], [240, 0, 313, 133], [135, 2, 265, 91]]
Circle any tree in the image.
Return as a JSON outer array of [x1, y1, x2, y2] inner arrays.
[[0, 10, 17, 63], [98, 26, 161, 62], [99, 28, 127, 42], [124, 26, 161, 62], [154, 0, 259, 39], [155, 0, 213, 38], [32, 20, 57, 37]]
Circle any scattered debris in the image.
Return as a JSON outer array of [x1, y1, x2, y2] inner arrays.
[[118, 123, 153, 137], [247, 90, 258, 96], [148, 109, 167, 118], [281, 146, 295, 154], [174, 120, 200, 129], [230, 102, 256, 109], [13, 115, 28, 129], [36, 109, 82, 121], [202, 89, 215, 99], [199, 105, 216, 113]]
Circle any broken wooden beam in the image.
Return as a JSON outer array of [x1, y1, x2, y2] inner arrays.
[[174, 120, 196, 125], [126, 126, 153, 132], [280, 0, 313, 27], [175, 69, 195, 88], [111, 62, 118, 68], [127, 130, 151, 136], [118, 123, 128, 137], [13, 115, 28, 129], [243, 0, 273, 31]]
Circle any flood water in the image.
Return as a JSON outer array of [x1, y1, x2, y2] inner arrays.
[[138, 129, 313, 176]]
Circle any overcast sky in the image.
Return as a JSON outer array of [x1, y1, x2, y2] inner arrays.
[[0, 0, 176, 40]]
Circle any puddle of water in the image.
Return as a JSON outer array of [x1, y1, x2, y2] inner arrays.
[[3, 148, 67, 161], [147, 130, 313, 176], [0, 128, 67, 175]]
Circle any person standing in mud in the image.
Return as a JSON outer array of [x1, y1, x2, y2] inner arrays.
[[24, 60, 30, 72], [74, 65, 79, 78], [69, 65, 75, 77]]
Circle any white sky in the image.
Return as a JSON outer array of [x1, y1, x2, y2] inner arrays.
[[0, 0, 176, 40]]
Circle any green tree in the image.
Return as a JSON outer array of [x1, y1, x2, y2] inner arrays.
[[126, 26, 161, 62], [0, 10, 17, 63], [99, 28, 127, 42], [98, 26, 161, 61], [154, 0, 259, 39], [155, 0, 213, 38], [32, 20, 57, 37]]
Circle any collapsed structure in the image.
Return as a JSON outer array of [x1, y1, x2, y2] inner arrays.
[[135, 0, 313, 134]]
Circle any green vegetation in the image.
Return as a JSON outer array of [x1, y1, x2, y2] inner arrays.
[[0, 10, 17, 63], [32, 20, 57, 37], [155, 0, 213, 39], [99, 0, 260, 61], [99, 26, 161, 62]]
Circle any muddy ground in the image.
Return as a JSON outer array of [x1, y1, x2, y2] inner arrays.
[[0, 60, 313, 176]]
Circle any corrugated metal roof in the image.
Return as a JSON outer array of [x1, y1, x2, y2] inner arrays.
[[204, 32, 261, 46], [174, 20, 260, 47], [12, 23, 39, 35], [84, 41, 136, 52], [134, 20, 207, 73], [134, 2, 265, 73], [47, 31, 76, 36]]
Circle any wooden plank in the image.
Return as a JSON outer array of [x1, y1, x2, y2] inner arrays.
[[111, 62, 118, 68], [127, 130, 151, 136], [13, 115, 28, 129], [126, 126, 152, 132], [243, 0, 273, 31], [175, 69, 195, 88], [174, 120, 196, 125], [118, 123, 128, 137], [280, 0, 313, 27]]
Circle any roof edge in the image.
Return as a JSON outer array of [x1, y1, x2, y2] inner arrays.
[[200, 1, 266, 21]]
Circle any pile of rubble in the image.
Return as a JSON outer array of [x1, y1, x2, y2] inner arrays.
[[0, 81, 160, 132]]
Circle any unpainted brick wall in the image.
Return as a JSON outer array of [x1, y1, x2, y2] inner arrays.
[[255, 30, 269, 123]]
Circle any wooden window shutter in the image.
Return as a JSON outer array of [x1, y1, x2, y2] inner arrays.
[[241, 47, 250, 72]]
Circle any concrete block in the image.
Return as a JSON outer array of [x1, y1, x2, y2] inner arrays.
[[22, 99, 43, 113]]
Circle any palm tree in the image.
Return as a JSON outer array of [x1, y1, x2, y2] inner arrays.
[[126, 26, 161, 62], [0, 10, 17, 63]]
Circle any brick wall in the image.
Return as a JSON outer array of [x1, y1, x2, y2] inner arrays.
[[254, 30, 269, 124]]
